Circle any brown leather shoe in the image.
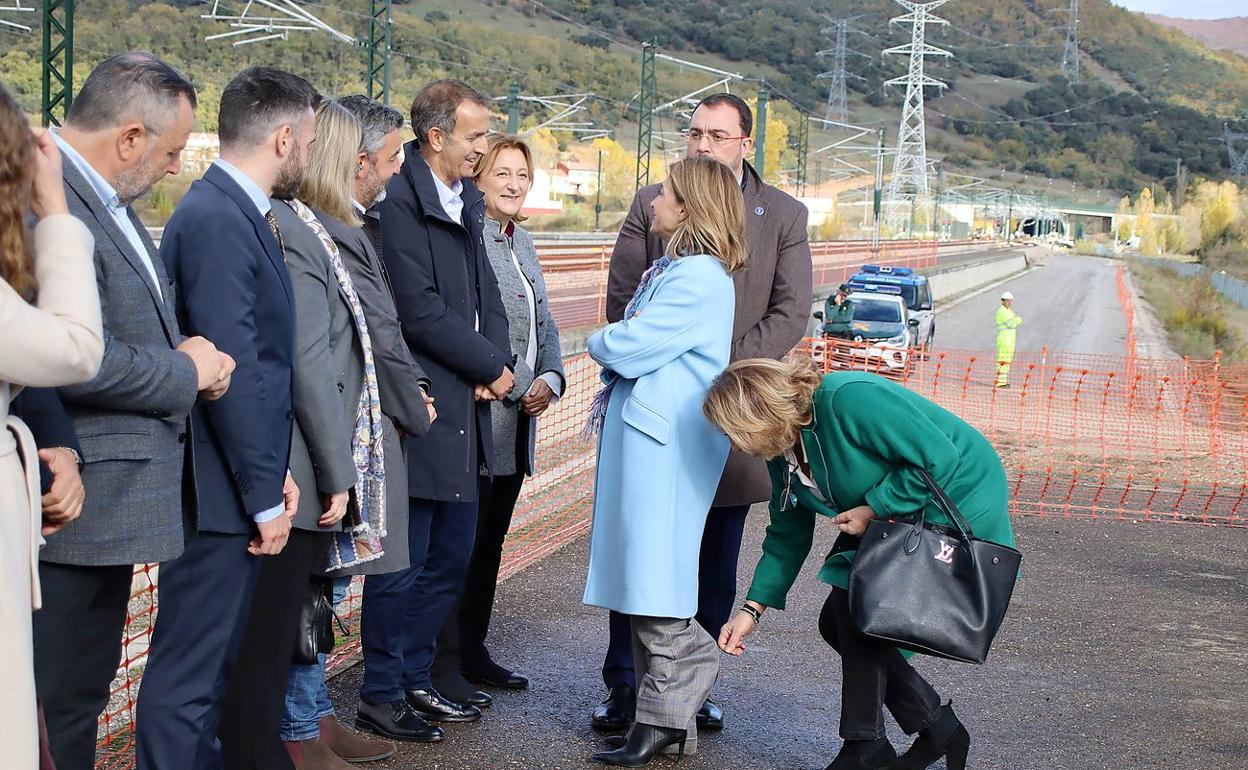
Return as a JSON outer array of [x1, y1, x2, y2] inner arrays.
[[320, 714, 398, 762], [283, 738, 354, 770]]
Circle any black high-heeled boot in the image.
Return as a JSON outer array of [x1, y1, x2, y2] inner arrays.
[[893, 702, 970, 770], [825, 737, 897, 770], [590, 723, 688, 767]]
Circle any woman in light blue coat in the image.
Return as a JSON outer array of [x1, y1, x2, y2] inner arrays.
[[583, 157, 746, 767]]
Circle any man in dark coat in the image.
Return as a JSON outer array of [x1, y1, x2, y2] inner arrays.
[[595, 92, 813, 732], [356, 79, 514, 743]]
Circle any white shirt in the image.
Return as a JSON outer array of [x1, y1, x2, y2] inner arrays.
[[212, 159, 285, 524], [430, 172, 464, 223], [53, 131, 162, 299]]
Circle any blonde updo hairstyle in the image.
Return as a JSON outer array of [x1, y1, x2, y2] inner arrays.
[[703, 357, 823, 459]]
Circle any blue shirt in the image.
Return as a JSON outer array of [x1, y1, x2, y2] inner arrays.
[[212, 158, 272, 217], [211, 159, 287, 524], [53, 131, 163, 299]]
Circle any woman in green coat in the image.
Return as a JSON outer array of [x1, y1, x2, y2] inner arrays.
[[703, 358, 1016, 770]]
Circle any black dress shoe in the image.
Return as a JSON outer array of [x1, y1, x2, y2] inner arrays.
[[591, 722, 687, 767], [432, 673, 494, 709], [695, 698, 723, 730], [591, 684, 636, 732], [354, 700, 444, 743], [405, 688, 482, 723], [464, 660, 530, 690], [824, 737, 896, 770]]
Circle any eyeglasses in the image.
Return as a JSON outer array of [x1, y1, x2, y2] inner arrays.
[[682, 128, 749, 145]]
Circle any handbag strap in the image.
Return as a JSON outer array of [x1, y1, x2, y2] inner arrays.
[[917, 467, 974, 541]]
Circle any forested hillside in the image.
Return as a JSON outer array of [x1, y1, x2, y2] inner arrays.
[[0, 0, 1240, 197]]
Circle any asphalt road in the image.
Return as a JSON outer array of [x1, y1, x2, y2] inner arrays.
[[808, 251, 1130, 357], [328, 513, 1248, 770], [931, 252, 1128, 356]]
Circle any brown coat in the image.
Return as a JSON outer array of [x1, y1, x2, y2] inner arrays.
[[605, 161, 813, 506]]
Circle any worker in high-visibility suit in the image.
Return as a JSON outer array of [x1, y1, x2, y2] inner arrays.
[[995, 291, 1022, 387]]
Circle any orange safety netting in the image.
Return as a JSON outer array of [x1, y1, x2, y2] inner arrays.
[[542, 238, 975, 331], [95, 342, 1248, 766]]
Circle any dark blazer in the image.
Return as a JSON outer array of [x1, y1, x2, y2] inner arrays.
[[9, 388, 80, 494], [376, 146, 511, 503], [271, 199, 362, 532], [331, 209, 432, 438], [43, 158, 200, 566], [321, 207, 430, 576], [606, 160, 812, 507], [162, 164, 295, 534]]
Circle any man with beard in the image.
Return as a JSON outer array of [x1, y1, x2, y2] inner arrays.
[[31, 52, 236, 770], [135, 66, 319, 770]]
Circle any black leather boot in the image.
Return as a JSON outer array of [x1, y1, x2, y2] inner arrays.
[[894, 702, 970, 770], [590, 723, 687, 767], [824, 737, 896, 770]]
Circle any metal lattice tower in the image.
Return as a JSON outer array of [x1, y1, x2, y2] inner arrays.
[[883, 0, 951, 201], [366, 0, 392, 104], [1060, 0, 1079, 84], [635, 40, 657, 192], [1227, 124, 1248, 178], [41, 0, 73, 127], [817, 17, 868, 123], [795, 113, 810, 197]]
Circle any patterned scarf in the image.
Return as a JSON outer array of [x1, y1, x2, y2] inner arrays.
[[581, 254, 674, 439], [286, 200, 388, 570]]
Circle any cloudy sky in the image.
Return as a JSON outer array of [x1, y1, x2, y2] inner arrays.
[[1112, 0, 1242, 18]]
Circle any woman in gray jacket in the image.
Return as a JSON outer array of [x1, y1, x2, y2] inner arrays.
[[432, 135, 565, 704]]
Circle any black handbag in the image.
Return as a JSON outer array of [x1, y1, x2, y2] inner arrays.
[[848, 468, 1021, 664], [293, 578, 337, 666]]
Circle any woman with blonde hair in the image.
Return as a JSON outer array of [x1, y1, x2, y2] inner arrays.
[[704, 357, 1016, 770], [583, 156, 745, 767], [219, 100, 394, 770], [0, 82, 103, 768]]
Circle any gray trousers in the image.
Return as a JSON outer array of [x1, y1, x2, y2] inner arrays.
[[630, 615, 720, 753]]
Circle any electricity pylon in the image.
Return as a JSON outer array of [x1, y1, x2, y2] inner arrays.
[[883, 0, 952, 201]]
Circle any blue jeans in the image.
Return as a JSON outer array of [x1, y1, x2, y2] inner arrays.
[[281, 577, 351, 742]]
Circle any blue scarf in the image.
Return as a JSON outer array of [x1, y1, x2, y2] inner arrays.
[[581, 255, 674, 439]]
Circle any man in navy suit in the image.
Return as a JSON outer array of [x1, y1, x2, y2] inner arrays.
[[135, 66, 320, 770]]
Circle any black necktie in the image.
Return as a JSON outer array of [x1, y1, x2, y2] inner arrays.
[[265, 209, 284, 252]]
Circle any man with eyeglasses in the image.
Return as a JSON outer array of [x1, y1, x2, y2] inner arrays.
[[596, 92, 813, 734]]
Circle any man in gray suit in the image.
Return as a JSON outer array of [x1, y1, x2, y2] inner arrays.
[[31, 52, 235, 770], [594, 92, 813, 733]]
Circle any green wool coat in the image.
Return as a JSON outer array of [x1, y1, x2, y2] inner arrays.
[[745, 371, 1017, 610]]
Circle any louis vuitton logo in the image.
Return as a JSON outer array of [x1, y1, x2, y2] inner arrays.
[[934, 539, 956, 564]]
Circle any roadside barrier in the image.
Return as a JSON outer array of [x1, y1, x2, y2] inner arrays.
[[96, 288, 1245, 767]]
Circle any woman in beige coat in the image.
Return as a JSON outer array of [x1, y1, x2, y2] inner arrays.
[[0, 82, 104, 767]]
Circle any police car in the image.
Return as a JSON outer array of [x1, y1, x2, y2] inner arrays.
[[838, 287, 915, 371], [847, 265, 935, 350]]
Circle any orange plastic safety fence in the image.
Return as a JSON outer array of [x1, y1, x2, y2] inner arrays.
[[805, 338, 1248, 526], [96, 338, 1248, 766], [541, 238, 975, 332], [94, 353, 605, 768]]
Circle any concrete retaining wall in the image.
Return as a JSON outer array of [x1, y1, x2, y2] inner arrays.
[[926, 252, 1029, 302]]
